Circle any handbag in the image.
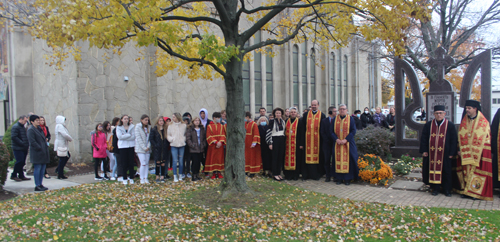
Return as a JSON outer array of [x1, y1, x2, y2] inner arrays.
[[57, 146, 68, 157]]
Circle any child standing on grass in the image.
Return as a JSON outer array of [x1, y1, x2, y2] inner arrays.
[[92, 123, 109, 180]]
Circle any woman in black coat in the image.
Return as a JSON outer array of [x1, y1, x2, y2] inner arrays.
[[257, 116, 272, 177], [149, 116, 171, 182], [360, 107, 374, 129], [27, 115, 50, 191], [39, 116, 52, 179]]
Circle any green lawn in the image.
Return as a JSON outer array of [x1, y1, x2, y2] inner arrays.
[[1, 177, 499, 241]]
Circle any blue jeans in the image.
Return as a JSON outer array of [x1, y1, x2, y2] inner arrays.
[[171, 146, 185, 175], [34, 164, 46, 187], [11, 150, 28, 178], [111, 154, 118, 177]]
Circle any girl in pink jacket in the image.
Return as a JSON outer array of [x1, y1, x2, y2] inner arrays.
[[92, 123, 108, 180]]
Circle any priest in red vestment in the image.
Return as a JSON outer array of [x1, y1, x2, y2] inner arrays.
[[205, 112, 226, 179], [419, 105, 458, 197], [284, 107, 302, 180], [454, 100, 494, 201], [245, 112, 262, 176], [330, 104, 358, 185], [298, 100, 326, 180]]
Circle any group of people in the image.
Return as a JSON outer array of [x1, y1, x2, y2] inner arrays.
[[90, 109, 230, 185], [246, 101, 360, 184], [420, 100, 500, 201], [10, 114, 73, 191]]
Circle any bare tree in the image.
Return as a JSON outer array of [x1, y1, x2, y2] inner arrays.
[[403, 0, 500, 84]]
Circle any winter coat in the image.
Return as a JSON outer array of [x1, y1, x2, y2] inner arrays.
[[111, 127, 119, 154], [11, 121, 29, 151], [149, 126, 170, 161], [54, 116, 73, 152], [167, 121, 186, 147], [360, 113, 374, 129], [27, 125, 50, 164], [134, 122, 151, 154], [116, 124, 136, 149], [372, 113, 388, 128], [186, 126, 207, 153], [92, 131, 108, 158]]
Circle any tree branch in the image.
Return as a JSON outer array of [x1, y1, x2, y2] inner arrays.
[[160, 15, 223, 28]]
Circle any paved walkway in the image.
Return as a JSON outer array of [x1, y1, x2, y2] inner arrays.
[[3, 168, 99, 195], [286, 179, 500, 210]]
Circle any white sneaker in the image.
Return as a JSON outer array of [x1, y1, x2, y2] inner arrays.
[[128, 179, 134, 184], [140, 179, 146, 184], [123, 180, 128, 185], [117, 177, 123, 182], [187, 173, 192, 178], [144, 179, 150, 184], [174, 175, 179, 183], [110, 177, 116, 181]]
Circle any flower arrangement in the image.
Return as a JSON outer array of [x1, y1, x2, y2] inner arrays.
[[392, 154, 423, 175], [357, 154, 393, 186]]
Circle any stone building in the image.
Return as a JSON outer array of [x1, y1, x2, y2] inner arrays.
[[0, 27, 382, 161]]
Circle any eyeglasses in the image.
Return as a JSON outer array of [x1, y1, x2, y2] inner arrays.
[[339, 108, 347, 110], [434, 112, 445, 115]]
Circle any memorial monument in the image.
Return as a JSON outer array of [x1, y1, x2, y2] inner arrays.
[[391, 47, 492, 158]]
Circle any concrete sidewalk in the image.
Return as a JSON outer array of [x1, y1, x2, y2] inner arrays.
[[3, 168, 100, 195]]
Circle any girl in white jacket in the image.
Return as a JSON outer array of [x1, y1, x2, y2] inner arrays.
[[116, 115, 136, 185], [135, 115, 151, 184], [167, 113, 187, 182]]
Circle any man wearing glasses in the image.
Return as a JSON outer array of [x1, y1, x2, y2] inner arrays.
[[419, 105, 457, 197]]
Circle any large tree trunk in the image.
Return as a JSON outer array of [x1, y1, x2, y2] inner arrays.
[[219, 56, 253, 198]]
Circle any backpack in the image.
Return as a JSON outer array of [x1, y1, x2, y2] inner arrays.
[[107, 133, 114, 151]]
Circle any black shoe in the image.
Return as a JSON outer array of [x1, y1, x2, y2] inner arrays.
[[432, 191, 439, 196], [336, 181, 342, 185], [20, 177, 31, 181], [293, 177, 299, 181], [11, 177, 22, 182], [103, 176, 110, 180], [460, 194, 468, 199], [471, 197, 479, 201], [445, 191, 452, 197], [58, 176, 68, 179], [345, 181, 351, 186], [325, 177, 331, 182], [39, 185, 49, 191], [34, 186, 45, 191], [44, 174, 51, 179], [249, 174, 255, 178]]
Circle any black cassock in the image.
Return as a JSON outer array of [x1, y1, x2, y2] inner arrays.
[[490, 109, 500, 189], [258, 124, 272, 173], [419, 119, 457, 192], [297, 111, 326, 180]]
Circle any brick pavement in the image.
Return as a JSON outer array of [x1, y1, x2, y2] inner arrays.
[[286, 180, 500, 210]]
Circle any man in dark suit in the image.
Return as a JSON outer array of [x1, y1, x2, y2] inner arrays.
[[320, 106, 336, 182]]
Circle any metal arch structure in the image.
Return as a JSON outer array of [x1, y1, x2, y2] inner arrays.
[[391, 58, 425, 157], [459, 49, 492, 121]]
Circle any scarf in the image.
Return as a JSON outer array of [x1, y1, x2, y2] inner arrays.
[[40, 124, 47, 137], [200, 108, 208, 127]]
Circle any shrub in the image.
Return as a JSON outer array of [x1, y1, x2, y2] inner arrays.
[[354, 126, 395, 159], [357, 154, 393, 186], [2, 119, 18, 162], [392, 154, 423, 175], [0, 141, 10, 189]]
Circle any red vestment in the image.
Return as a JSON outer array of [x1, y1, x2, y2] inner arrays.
[[205, 123, 226, 172], [305, 110, 322, 164], [454, 111, 493, 201], [245, 121, 262, 173]]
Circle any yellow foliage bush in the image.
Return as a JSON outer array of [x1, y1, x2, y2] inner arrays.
[[357, 154, 393, 186]]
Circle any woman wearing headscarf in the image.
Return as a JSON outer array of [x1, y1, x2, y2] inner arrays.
[[54, 115, 73, 179]]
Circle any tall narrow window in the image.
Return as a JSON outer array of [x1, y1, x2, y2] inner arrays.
[[254, 31, 262, 112], [337, 52, 342, 105], [293, 45, 299, 107], [344, 55, 348, 106], [301, 42, 307, 110], [330, 53, 335, 106], [266, 48, 273, 112], [242, 42, 250, 111], [310, 48, 316, 101]]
